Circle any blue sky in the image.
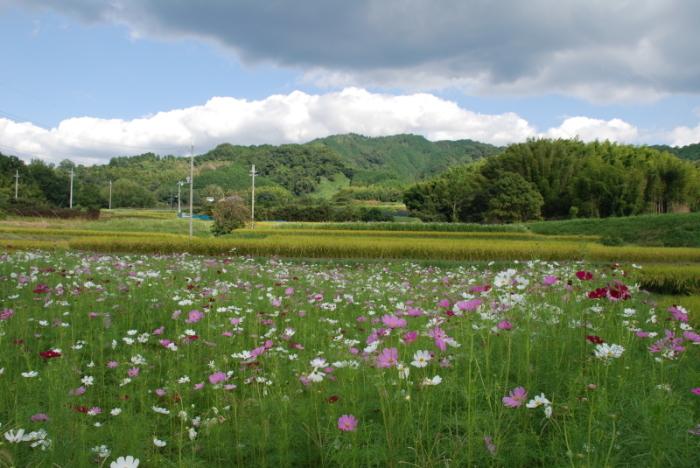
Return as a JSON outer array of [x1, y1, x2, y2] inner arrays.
[[1, 1, 699, 164]]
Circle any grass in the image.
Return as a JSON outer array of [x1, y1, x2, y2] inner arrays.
[[0, 252, 698, 466], [528, 212, 700, 247]]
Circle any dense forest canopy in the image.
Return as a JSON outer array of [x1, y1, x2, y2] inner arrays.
[[404, 139, 700, 223], [1, 135, 699, 223]]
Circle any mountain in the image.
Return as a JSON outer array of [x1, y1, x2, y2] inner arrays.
[[650, 143, 700, 161], [312, 133, 501, 185]]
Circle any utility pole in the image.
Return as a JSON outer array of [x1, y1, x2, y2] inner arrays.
[[69, 168, 74, 209], [250, 164, 257, 229], [14, 170, 19, 200], [108, 180, 112, 210], [177, 181, 183, 215], [189, 145, 194, 238]]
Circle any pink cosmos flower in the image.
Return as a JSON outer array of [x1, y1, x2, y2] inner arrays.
[[684, 331, 700, 343], [543, 275, 558, 286], [107, 361, 119, 368], [0, 308, 14, 321], [483, 436, 497, 456], [437, 299, 451, 308], [497, 320, 513, 330], [338, 414, 358, 432], [194, 382, 204, 390], [376, 348, 399, 368], [155, 388, 167, 397], [668, 305, 689, 323], [284, 287, 295, 296], [152, 326, 165, 335], [428, 326, 448, 351], [186, 310, 204, 323], [127, 367, 140, 378], [209, 371, 228, 385], [382, 315, 407, 329], [71, 386, 86, 396], [456, 299, 482, 312], [31, 413, 49, 422], [691, 388, 700, 396], [502, 387, 527, 408]]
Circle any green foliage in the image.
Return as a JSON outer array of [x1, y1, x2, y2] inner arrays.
[[107, 178, 156, 208], [405, 139, 700, 223], [315, 133, 500, 184], [528, 212, 700, 247], [481, 171, 544, 223], [211, 195, 250, 236]]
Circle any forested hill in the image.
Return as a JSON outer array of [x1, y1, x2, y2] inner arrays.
[[311, 134, 501, 184], [650, 143, 700, 161]]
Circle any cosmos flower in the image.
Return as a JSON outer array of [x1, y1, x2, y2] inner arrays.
[[502, 387, 527, 408], [337, 414, 358, 432], [411, 350, 432, 368]]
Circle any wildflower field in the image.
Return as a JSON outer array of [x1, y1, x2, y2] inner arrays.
[[1, 251, 699, 467]]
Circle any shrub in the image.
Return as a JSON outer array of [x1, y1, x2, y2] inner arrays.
[[211, 195, 250, 236]]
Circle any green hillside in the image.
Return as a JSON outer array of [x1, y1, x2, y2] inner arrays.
[[650, 143, 700, 161], [313, 133, 501, 184]]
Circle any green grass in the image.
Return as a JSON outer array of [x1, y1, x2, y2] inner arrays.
[[528, 212, 700, 247]]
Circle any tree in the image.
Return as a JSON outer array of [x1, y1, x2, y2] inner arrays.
[[106, 179, 156, 208], [211, 195, 250, 236], [482, 172, 544, 223]]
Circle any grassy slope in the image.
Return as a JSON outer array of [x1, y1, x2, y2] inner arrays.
[[527, 212, 700, 247]]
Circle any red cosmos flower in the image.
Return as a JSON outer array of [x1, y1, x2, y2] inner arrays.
[[576, 271, 594, 281], [73, 405, 88, 414], [326, 395, 340, 404], [32, 284, 51, 294], [39, 349, 62, 359], [587, 288, 608, 299], [586, 335, 605, 345], [606, 281, 630, 301]]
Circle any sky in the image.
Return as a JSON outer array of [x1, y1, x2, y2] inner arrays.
[[1, 0, 700, 165]]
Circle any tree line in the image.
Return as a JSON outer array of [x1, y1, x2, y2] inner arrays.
[[404, 139, 700, 223]]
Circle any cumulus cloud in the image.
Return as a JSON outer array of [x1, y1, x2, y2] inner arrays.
[[544, 117, 639, 143], [3, 87, 675, 165], [0, 88, 540, 164], [668, 124, 700, 147], [7, 0, 700, 103]]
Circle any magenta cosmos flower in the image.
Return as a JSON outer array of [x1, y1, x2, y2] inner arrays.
[[338, 414, 358, 432], [502, 387, 528, 408]]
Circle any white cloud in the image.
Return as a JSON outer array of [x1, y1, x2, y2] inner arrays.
[[5, 87, 689, 166], [668, 123, 700, 147], [544, 117, 639, 143], [0, 88, 537, 164]]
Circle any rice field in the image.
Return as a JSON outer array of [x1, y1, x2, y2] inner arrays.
[[0, 251, 699, 467]]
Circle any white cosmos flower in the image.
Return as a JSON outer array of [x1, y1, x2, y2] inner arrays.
[[81, 375, 94, 386], [188, 427, 197, 440], [310, 357, 327, 369], [152, 406, 170, 415], [593, 343, 625, 361], [411, 350, 432, 368], [21, 371, 39, 378], [110, 408, 122, 416], [153, 437, 167, 447], [4, 428, 29, 443], [421, 375, 442, 386], [526, 393, 552, 409], [91, 445, 111, 458], [110, 455, 140, 468]]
